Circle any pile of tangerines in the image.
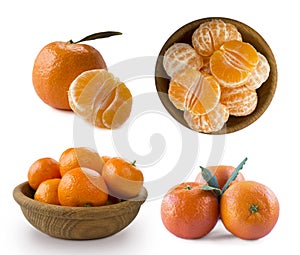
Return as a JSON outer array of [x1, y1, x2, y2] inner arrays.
[[32, 32, 132, 129], [27, 147, 144, 207], [163, 19, 270, 133], [160, 158, 279, 240]]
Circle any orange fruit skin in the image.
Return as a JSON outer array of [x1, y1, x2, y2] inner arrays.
[[220, 181, 279, 240], [32, 41, 107, 110], [34, 178, 61, 205], [102, 157, 144, 199], [28, 157, 61, 190], [59, 147, 104, 176], [161, 182, 219, 239], [58, 167, 108, 207], [195, 165, 245, 189]]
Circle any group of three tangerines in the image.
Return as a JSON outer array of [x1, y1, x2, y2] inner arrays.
[[17, 18, 279, 241]]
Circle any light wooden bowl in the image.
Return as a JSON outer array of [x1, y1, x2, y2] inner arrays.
[[13, 182, 147, 240], [155, 17, 277, 134]]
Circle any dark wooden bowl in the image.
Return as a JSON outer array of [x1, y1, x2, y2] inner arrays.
[[13, 182, 147, 240], [155, 17, 277, 134]]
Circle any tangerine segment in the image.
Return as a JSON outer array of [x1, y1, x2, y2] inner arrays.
[[245, 53, 270, 90], [168, 70, 221, 115], [210, 40, 259, 87], [68, 69, 132, 129], [192, 19, 242, 57], [220, 86, 258, 116], [163, 43, 203, 78], [184, 103, 229, 133], [101, 83, 132, 129]]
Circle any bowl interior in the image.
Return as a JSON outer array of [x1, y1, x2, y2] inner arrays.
[[155, 17, 277, 134]]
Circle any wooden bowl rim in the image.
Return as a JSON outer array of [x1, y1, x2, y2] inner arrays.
[[13, 181, 148, 219], [155, 16, 277, 134]]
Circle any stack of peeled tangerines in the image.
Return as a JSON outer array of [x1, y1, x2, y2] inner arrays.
[[32, 32, 132, 129], [27, 147, 144, 206], [163, 19, 270, 133], [161, 158, 280, 240]]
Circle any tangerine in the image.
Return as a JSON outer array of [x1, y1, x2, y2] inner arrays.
[[32, 41, 106, 110], [102, 157, 144, 199], [34, 178, 61, 205], [195, 165, 245, 189], [192, 19, 242, 57], [220, 181, 279, 240], [183, 103, 229, 133], [58, 167, 108, 207], [210, 40, 259, 87], [28, 157, 61, 190], [220, 85, 258, 116], [168, 69, 221, 115], [161, 182, 219, 239], [68, 69, 132, 129], [245, 52, 270, 90], [163, 43, 203, 78], [59, 147, 104, 176]]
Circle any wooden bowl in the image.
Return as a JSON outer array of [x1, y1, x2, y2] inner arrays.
[[155, 17, 277, 134], [13, 182, 147, 240]]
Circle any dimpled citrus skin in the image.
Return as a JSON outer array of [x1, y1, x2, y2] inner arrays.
[[32, 41, 107, 110], [161, 182, 219, 239], [163, 43, 203, 78], [220, 181, 280, 240]]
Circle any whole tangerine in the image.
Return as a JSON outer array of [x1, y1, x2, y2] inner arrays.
[[28, 157, 61, 190], [32, 41, 107, 110], [161, 182, 219, 239], [220, 180, 279, 240], [59, 147, 104, 176], [34, 178, 61, 205], [58, 167, 108, 207], [102, 157, 144, 199]]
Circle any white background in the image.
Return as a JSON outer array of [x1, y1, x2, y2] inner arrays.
[[1, 0, 299, 254]]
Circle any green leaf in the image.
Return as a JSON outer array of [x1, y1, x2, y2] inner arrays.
[[221, 157, 248, 194], [199, 166, 220, 189], [70, 31, 122, 44], [201, 185, 221, 195]]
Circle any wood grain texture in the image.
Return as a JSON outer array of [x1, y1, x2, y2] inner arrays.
[[13, 182, 147, 240], [155, 17, 277, 134]]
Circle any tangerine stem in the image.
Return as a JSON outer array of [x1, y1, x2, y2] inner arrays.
[[249, 204, 259, 214], [185, 185, 192, 190], [132, 160, 137, 166]]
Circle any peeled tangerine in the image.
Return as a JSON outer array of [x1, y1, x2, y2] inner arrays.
[[184, 103, 229, 133], [210, 40, 259, 88], [168, 69, 221, 115], [192, 19, 242, 57], [245, 53, 270, 90], [220, 86, 258, 116], [163, 43, 203, 78], [68, 69, 132, 129]]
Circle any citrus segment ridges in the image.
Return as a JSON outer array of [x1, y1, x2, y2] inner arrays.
[[163, 43, 203, 78], [168, 69, 221, 115]]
